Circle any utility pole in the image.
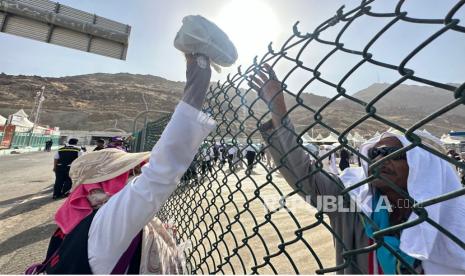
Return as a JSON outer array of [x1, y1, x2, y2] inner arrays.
[[30, 88, 39, 120], [27, 86, 45, 146], [140, 92, 149, 151]]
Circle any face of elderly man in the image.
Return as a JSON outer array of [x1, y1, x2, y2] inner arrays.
[[369, 136, 409, 205]]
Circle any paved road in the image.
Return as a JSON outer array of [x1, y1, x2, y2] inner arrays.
[[0, 151, 64, 274]]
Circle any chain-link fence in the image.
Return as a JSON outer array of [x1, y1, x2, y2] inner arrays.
[[138, 0, 465, 273], [131, 114, 172, 152]]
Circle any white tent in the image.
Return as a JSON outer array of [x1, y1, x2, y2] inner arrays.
[[353, 132, 366, 143], [302, 133, 317, 143], [14, 109, 29, 118], [319, 133, 339, 144], [423, 129, 433, 136], [0, 114, 6, 126], [441, 134, 461, 145], [10, 109, 34, 128], [315, 133, 324, 140]]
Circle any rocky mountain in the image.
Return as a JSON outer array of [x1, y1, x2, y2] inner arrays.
[[348, 83, 464, 117], [0, 73, 463, 137], [0, 73, 185, 131]]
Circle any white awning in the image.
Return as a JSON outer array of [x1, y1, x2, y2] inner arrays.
[[0, 114, 6, 125], [319, 133, 339, 143], [352, 132, 366, 143], [441, 135, 461, 145], [10, 109, 34, 128]]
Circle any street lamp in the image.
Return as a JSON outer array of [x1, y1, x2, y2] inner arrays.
[[27, 86, 45, 147]]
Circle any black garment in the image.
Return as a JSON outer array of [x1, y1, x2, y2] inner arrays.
[[53, 146, 80, 197], [219, 147, 227, 168], [213, 146, 219, 163], [43, 211, 141, 274], [45, 140, 53, 151], [227, 154, 234, 171], [93, 145, 105, 151], [56, 146, 80, 166], [45, 212, 95, 274], [53, 166, 72, 198], [339, 149, 350, 171], [201, 160, 212, 175], [182, 157, 198, 184], [245, 151, 256, 171]]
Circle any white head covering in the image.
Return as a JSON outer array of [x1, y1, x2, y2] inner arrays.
[[339, 130, 465, 273]]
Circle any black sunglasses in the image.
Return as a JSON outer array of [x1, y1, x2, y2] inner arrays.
[[367, 146, 406, 161]]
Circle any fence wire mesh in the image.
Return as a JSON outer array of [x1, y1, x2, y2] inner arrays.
[[141, 115, 172, 152], [141, 0, 465, 274]]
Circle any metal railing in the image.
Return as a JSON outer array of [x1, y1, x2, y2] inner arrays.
[[10, 132, 59, 149]]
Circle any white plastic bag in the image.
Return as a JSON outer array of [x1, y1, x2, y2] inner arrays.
[[174, 15, 238, 68]]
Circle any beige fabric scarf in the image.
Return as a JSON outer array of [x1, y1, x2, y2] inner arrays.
[[140, 218, 186, 274]]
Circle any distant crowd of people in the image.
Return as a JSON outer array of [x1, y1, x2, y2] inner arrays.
[[448, 149, 465, 185], [180, 142, 272, 185]]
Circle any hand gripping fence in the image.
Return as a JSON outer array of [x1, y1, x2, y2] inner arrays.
[[138, 0, 465, 273]]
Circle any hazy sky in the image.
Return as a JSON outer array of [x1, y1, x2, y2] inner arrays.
[[1, 0, 464, 96]]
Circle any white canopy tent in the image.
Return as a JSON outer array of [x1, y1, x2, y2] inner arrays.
[[0, 114, 6, 126], [10, 109, 34, 128], [302, 133, 319, 143], [441, 134, 461, 145], [319, 133, 339, 144], [353, 132, 366, 142]]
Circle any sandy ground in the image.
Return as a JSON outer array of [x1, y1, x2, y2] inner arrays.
[[161, 160, 337, 274], [0, 151, 337, 274], [0, 151, 65, 274]]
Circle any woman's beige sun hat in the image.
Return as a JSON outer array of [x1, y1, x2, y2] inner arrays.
[[69, 148, 150, 191]]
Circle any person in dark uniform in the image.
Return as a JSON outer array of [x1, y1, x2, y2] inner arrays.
[[339, 148, 350, 171], [45, 139, 53, 152], [53, 138, 82, 199], [245, 144, 256, 173], [213, 143, 220, 165]]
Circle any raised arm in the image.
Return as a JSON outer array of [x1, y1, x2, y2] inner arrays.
[[88, 55, 215, 274], [249, 64, 342, 203]]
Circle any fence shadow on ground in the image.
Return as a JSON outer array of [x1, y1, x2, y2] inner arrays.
[[0, 186, 54, 221], [0, 223, 55, 257]]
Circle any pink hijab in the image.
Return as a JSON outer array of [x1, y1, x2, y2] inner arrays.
[[55, 172, 129, 234]]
